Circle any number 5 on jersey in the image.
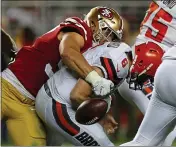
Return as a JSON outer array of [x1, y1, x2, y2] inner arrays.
[[141, 2, 173, 43]]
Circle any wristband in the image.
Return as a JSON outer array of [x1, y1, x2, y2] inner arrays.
[[85, 70, 102, 84]]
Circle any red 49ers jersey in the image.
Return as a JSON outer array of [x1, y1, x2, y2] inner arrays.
[[8, 17, 93, 97], [140, 1, 176, 47]]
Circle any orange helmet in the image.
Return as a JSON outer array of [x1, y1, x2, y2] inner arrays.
[[128, 42, 165, 90], [85, 6, 123, 43]]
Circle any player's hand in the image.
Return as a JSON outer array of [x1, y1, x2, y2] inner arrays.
[[92, 78, 114, 96], [99, 113, 118, 134], [85, 70, 114, 96]]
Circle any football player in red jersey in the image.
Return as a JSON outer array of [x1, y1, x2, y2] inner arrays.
[[1, 6, 123, 145]]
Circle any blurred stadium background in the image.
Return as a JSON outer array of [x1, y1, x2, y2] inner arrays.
[[2, 0, 175, 146]]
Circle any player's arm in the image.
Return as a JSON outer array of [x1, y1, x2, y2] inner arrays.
[[59, 31, 114, 96], [59, 32, 93, 78], [70, 66, 103, 110]]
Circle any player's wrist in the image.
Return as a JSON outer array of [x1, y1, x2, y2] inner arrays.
[[85, 70, 102, 85]]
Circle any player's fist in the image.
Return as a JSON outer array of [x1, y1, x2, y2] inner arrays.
[[92, 78, 114, 96], [85, 70, 114, 96]]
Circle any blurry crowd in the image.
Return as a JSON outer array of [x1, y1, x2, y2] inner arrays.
[[1, 1, 149, 145]]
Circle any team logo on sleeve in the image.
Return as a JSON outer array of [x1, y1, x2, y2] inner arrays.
[[98, 7, 114, 19]]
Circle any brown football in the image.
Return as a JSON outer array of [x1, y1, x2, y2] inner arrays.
[[75, 98, 108, 125]]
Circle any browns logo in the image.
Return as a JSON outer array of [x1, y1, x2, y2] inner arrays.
[[98, 7, 114, 19]]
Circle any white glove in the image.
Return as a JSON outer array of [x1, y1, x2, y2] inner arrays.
[[85, 70, 114, 96]]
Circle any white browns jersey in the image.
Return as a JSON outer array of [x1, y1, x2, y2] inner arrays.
[[47, 42, 131, 105], [138, 0, 176, 48]]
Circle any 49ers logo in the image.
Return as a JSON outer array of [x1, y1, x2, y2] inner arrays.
[[98, 7, 114, 19]]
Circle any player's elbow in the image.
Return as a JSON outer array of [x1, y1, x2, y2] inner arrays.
[[60, 48, 72, 60]]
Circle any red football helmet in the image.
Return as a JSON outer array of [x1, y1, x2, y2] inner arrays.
[[129, 41, 165, 90]]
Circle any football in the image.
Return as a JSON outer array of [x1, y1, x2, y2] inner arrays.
[[75, 98, 108, 125]]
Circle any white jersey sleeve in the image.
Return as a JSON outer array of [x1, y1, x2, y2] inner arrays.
[[83, 42, 132, 86], [163, 44, 176, 60], [139, 1, 176, 47]]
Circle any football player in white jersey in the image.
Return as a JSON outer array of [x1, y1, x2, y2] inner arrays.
[[120, 45, 176, 146], [119, 0, 176, 112], [119, 0, 176, 146], [35, 41, 132, 146]]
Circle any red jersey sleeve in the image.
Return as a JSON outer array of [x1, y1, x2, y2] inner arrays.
[[33, 17, 93, 53], [59, 17, 93, 52]]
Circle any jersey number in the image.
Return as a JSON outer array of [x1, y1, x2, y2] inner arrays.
[[141, 2, 173, 43], [121, 58, 128, 68]]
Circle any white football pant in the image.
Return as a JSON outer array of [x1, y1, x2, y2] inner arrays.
[[120, 59, 176, 146], [35, 84, 114, 146]]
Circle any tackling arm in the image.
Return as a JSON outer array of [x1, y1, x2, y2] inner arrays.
[[59, 32, 114, 96], [59, 32, 94, 78]]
